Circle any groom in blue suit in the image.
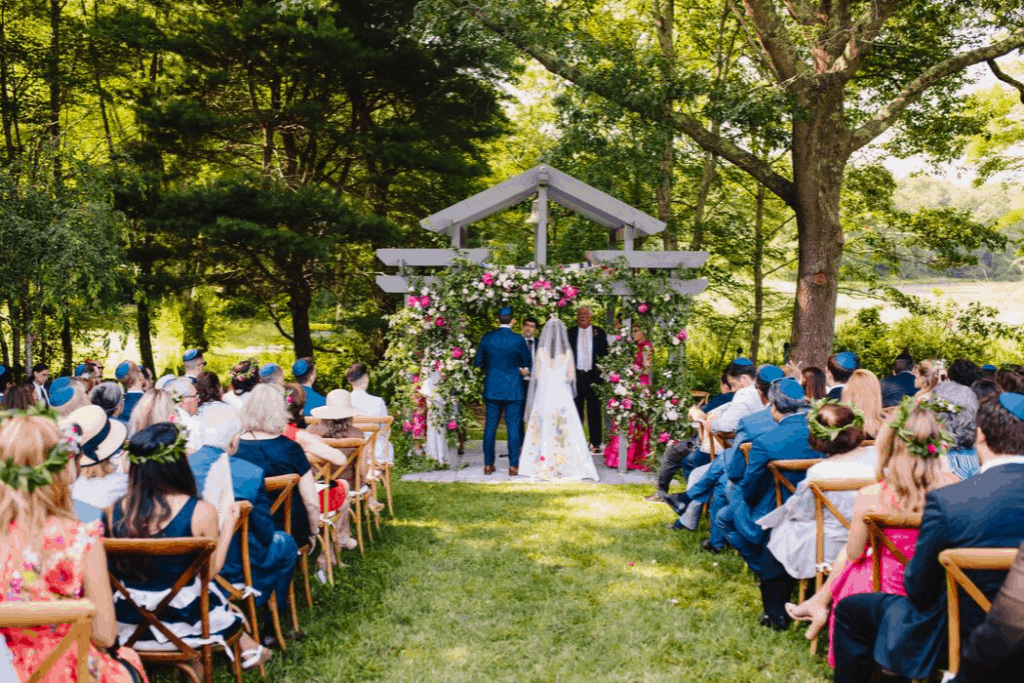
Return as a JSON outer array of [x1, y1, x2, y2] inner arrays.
[[474, 307, 532, 475]]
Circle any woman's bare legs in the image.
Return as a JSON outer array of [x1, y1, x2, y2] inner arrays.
[[785, 551, 849, 640]]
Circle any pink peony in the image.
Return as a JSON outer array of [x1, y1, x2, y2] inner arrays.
[[403, 420, 414, 433], [447, 420, 458, 431], [412, 374, 421, 383], [561, 285, 579, 298], [658, 432, 671, 444], [927, 443, 937, 455], [452, 347, 463, 359], [640, 375, 651, 386], [615, 335, 622, 341], [435, 316, 446, 327], [407, 296, 419, 307], [482, 273, 494, 285], [676, 329, 688, 340], [657, 389, 666, 396], [609, 373, 621, 383], [557, 297, 568, 307], [608, 399, 619, 408], [532, 280, 544, 290], [622, 398, 633, 410], [638, 302, 649, 314], [671, 398, 679, 405], [434, 361, 441, 370], [539, 456, 545, 461], [419, 296, 431, 308]]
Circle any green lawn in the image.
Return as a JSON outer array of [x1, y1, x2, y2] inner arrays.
[[159, 481, 832, 682]]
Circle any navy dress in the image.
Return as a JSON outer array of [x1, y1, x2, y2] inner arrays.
[[109, 499, 241, 645], [233, 435, 313, 544]]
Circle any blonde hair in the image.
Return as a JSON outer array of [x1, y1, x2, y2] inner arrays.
[[915, 360, 943, 395], [875, 410, 946, 515], [0, 416, 78, 559], [128, 389, 177, 436], [842, 369, 886, 438], [78, 457, 118, 479], [237, 384, 289, 435]]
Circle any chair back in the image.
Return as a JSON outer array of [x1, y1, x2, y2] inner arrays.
[[740, 443, 751, 464], [265, 473, 301, 534], [0, 599, 96, 683], [939, 547, 1019, 675], [322, 437, 370, 488], [690, 391, 709, 408], [809, 479, 876, 590], [768, 459, 823, 506], [213, 501, 258, 640], [862, 512, 922, 591]]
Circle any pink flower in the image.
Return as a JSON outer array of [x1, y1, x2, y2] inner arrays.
[[532, 280, 544, 290], [927, 443, 937, 455], [638, 302, 649, 314], [622, 398, 633, 410], [615, 335, 622, 341], [627, 562, 635, 567], [671, 398, 679, 405], [435, 316, 446, 327], [657, 389, 666, 396], [412, 374, 421, 384], [609, 373, 621, 383], [434, 361, 441, 370], [403, 420, 413, 433], [452, 347, 463, 359], [407, 296, 419, 307], [561, 285, 578, 298], [482, 273, 494, 285], [658, 432, 671, 444], [676, 329, 688, 340], [447, 420, 458, 431], [539, 456, 545, 461], [640, 375, 651, 386], [557, 297, 568, 307], [608, 399, 619, 408], [420, 296, 432, 308]]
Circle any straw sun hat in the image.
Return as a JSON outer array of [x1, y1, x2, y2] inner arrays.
[[64, 404, 127, 466], [311, 389, 360, 420]]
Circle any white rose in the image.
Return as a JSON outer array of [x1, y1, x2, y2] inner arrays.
[[440, 305, 447, 312], [476, 282, 484, 290], [486, 290, 494, 298], [667, 410, 679, 422], [663, 293, 671, 301], [462, 288, 469, 295], [614, 385, 629, 396], [672, 338, 680, 346]]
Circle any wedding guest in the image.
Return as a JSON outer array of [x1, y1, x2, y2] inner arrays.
[[979, 363, 998, 380], [195, 370, 232, 420], [756, 402, 876, 630], [259, 362, 284, 386], [913, 359, 944, 398], [50, 380, 89, 417], [825, 352, 860, 400], [605, 326, 652, 470], [114, 361, 147, 423], [307, 390, 372, 496], [520, 317, 539, 441], [0, 412, 148, 682], [30, 362, 50, 406], [347, 363, 395, 466], [831, 392, 1024, 683], [841, 369, 885, 438], [167, 377, 202, 451], [936, 359, 981, 480], [786, 399, 948, 664], [879, 352, 917, 407], [292, 357, 326, 415], [682, 358, 761, 480], [69, 405, 129, 516], [801, 366, 828, 401], [703, 370, 736, 411], [90, 381, 125, 419], [235, 384, 320, 547], [224, 358, 260, 409], [995, 371, 1024, 394], [182, 348, 205, 383], [567, 306, 609, 454], [0, 384, 37, 410], [127, 388, 177, 436], [971, 379, 1002, 403], [108, 423, 264, 673]]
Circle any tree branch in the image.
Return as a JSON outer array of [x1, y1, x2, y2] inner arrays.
[[987, 58, 1024, 105], [741, 0, 808, 84], [850, 28, 1024, 152]]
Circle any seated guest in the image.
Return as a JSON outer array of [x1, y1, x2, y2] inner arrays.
[[108, 423, 266, 671], [69, 405, 129, 516], [995, 371, 1024, 395], [50, 379, 89, 417], [937, 359, 982, 480], [0, 383, 36, 410], [979, 364, 997, 381], [292, 357, 326, 415], [114, 361, 148, 423], [127, 388, 176, 436], [879, 352, 917, 408], [259, 362, 284, 387], [955, 537, 1024, 682], [191, 406, 298, 620], [90, 381, 125, 419], [716, 378, 818, 583], [182, 348, 205, 383], [0, 411, 147, 682], [802, 366, 828, 401], [235, 384, 320, 548], [786, 398, 948, 664], [971, 379, 1002, 403], [841, 369, 885, 438], [223, 358, 260, 409], [195, 370, 232, 420], [167, 377, 202, 451], [825, 352, 860, 400], [755, 401, 877, 629], [703, 370, 735, 412], [347, 362, 395, 465], [307, 390, 382, 512], [913, 359, 944, 398], [832, 392, 1024, 682]]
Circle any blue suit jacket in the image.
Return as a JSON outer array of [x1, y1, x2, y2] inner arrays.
[[874, 462, 1024, 678], [725, 407, 779, 482], [880, 371, 917, 408], [119, 391, 144, 424], [474, 327, 531, 401]]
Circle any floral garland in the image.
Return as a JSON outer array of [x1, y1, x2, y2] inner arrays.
[[127, 426, 188, 466], [887, 395, 957, 459], [807, 399, 866, 442], [0, 405, 81, 493], [384, 261, 695, 455]]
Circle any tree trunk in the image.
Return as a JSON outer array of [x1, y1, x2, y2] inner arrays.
[[0, 3, 16, 160], [48, 0, 61, 183], [60, 315, 73, 373], [137, 294, 155, 373], [750, 184, 765, 364], [788, 104, 849, 367], [289, 277, 314, 359], [656, 130, 675, 250]]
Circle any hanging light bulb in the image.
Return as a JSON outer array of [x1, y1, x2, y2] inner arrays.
[[525, 199, 539, 224]]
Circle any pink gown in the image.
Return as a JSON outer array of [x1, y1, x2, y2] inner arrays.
[[604, 341, 652, 471], [827, 484, 918, 667]]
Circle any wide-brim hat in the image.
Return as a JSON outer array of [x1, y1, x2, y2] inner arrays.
[[65, 405, 127, 466], [312, 389, 359, 420]]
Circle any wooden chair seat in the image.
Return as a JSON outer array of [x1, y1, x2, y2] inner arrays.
[[0, 599, 96, 683]]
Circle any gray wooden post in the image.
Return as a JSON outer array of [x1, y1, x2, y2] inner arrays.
[[535, 173, 549, 266]]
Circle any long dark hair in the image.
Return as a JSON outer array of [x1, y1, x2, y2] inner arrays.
[[113, 423, 197, 577], [230, 358, 260, 396], [802, 367, 827, 401], [195, 371, 224, 405], [0, 384, 37, 410]]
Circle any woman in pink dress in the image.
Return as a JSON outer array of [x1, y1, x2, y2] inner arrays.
[[604, 328, 653, 470], [784, 398, 950, 665], [0, 411, 147, 683]]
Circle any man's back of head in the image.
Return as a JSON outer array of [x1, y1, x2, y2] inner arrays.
[[893, 352, 914, 375]]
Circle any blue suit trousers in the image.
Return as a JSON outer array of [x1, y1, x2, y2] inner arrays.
[[483, 399, 524, 467]]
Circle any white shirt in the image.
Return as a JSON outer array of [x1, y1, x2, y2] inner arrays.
[[351, 389, 394, 465], [72, 472, 129, 510], [978, 455, 1024, 475], [710, 383, 763, 434], [576, 326, 594, 372], [33, 382, 49, 406], [524, 336, 536, 372]]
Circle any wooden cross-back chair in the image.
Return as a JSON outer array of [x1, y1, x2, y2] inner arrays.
[[862, 512, 922, 592], [939, 547, 1019, 676], [264, 473, 307, 636], [0, 599, 96, 683], [322, 436, 376, 549], [351, 424, 383, 532], [103, 537, 244, 683], [353, 415, 396, 517], [690, 390, 710, 408], [309, 436, 367, 571], [767, 459, 823, 507]]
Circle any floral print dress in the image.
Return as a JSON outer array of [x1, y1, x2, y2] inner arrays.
[[1, 517, 148, 683]]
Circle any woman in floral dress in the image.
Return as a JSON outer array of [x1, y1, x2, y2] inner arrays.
[[604, 327, 653, 470], [0, 410, 147, 683]]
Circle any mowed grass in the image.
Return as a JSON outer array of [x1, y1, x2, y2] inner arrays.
[[157, 481, 833, 683]]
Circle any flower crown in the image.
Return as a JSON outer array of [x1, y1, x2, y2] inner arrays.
[[0, 405, 81, 493], [127, 425, 187, 466], [232, 360, 259, 383], [807, 399, 865, 442], [886, 395, 956, 459]]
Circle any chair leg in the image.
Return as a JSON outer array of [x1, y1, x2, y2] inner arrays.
[[352, 496, 365, 556], [203, 644, 214, 683], [172, 661, 203, 683], [384, 466, 394, 517], [268, 591, 288, 652], [299, 548, 313, 608], [798, 579, 807, 603], [288, 579, 300, 634], [231, 640, 244, 683], [321, 526, 335, 586]]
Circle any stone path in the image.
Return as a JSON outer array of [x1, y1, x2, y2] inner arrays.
[[400, 439, 656, 484]]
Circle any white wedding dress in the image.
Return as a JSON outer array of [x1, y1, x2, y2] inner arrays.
[[518, 321, 599, 482]]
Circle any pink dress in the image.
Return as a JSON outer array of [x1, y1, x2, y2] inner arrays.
[[604, 341, 652, 471], [827, 484, 918, 667], [1, 517, 148, 683]]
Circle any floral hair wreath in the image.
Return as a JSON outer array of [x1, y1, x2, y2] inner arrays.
[[807, 398, 865, 442], [886, 395, 956, 459], [0, 404, 81, 493], [127, 425, 188, 466], [232, 359, 260, 383]]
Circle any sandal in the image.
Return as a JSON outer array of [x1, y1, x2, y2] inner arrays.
[[241, 644, 272, 670]]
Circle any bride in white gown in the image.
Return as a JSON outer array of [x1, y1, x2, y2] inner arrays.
[[518, 318, 600, 482]]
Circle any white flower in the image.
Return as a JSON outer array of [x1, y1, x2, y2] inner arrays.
[[672, 338, 680, 346], [476, 282, 484, 290], [486, 290, 495, 298], [666, 410, 679, 421], [664, 371, 672, 378], [462, 288, 469, 295], [614, 385, 629, 396], [440, 305, 447, 312]]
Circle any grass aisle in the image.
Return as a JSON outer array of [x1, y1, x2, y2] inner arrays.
[[182, 481, 833, 682]]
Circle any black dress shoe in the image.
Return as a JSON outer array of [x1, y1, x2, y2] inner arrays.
[[484, 465, 495, 475], [499, 453, 508, 458], [701, 539, 722, 554]]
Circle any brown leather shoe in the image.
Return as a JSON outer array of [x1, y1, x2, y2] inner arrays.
[[484, 465, 495, 475], [509, 467, 519, 477]]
